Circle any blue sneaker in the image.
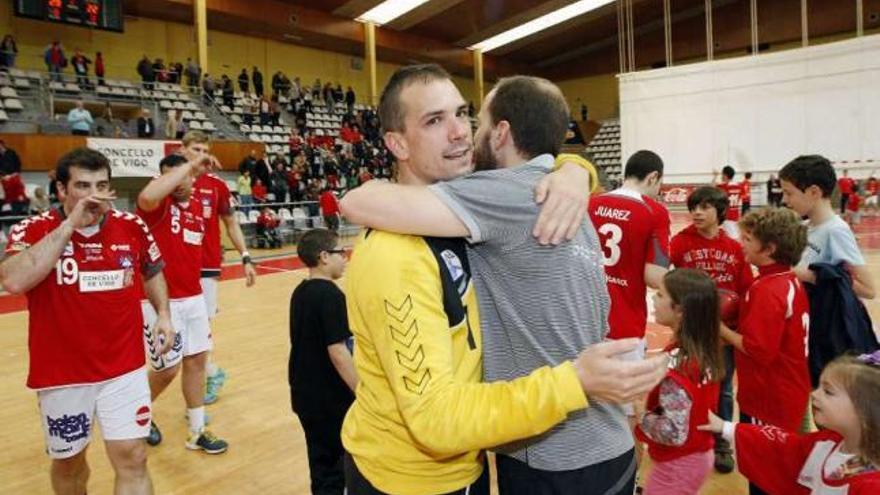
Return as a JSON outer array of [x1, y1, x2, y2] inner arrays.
[[146, 421, 162, 446], [186, 429, 228, 454], [210, 368, 227, 386], [204, 375, 221, 405]]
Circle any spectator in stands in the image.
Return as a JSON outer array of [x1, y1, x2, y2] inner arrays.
[[291, 77, 302, 101], [280, 73, 292, 97], [289, 128, 304, 160], [222, 76, 234, 108], [43, 40, 66, 82], [334, 84, 344, 105], [153, 58, 166, 82], [302, 89, 313, 112], [312, 79, 322, 102], [271, 71, 282, 97], [239, 149, 257, 179], [70, 48, 92, 89], [202, 73, 215, 105], [239, 68, 249, 93], [165, 109, 179, 139], [137, 55, 154, 89], [167, 61, 181, 84], [253, 179, 268, 204], [1, 35, 18, 68], [185, 58, 200, 89], [174, 111, 187, 139], [319, 187, 340, 232], [237, 170, 253, 213], [1, 171, 27, 216], [254, 151, 272, 187], [345, 86, 356, 113], [95, 51, 105, 86], [322, 82, 334, 106], [259, 97, 271, 125], [0, 140, 22, 175], [67, 100, 93, 136], [46, 170, 59, 207], [270, 95, 281, 126], [271, 159, 289, 204], [580, 100, 589, 121], [253, 66, 264, 98], [29, 187, 50, 215]]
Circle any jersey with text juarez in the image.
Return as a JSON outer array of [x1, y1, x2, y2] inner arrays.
[[717, 182, 743, 221], [192, 173, 231, 270], [137, 195, 204, 299], [588, 189, 671, 339], [5, 209, 164, 389]]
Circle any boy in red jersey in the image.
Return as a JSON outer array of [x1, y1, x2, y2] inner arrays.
[[185, 131, 256, 404], [713, 165, 743, 239], [0, 148, 174, 494], [720, 207, 811, 495], [137, 153, 228, 454], [670, 186, 753, 474]]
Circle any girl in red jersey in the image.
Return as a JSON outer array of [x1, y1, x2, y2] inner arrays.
[[636, 269, 725, 494], [700, 352, 880, 494]]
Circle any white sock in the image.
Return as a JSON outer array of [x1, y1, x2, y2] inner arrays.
[[188, 407, 205, 434], [206, 362, 218, 377]]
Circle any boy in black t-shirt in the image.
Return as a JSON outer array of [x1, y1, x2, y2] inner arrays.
[[289, 229, 357, 495]]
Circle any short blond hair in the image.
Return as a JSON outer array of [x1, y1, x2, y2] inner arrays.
[[182, 130, 210, 147]]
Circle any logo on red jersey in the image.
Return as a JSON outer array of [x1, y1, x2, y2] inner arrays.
[[135, 405, 151, 426]]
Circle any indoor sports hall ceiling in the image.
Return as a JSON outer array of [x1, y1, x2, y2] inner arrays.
[[126, 0, 880, 80]]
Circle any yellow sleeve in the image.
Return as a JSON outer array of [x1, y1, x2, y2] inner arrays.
[[361, 239, 587, 456], [555, 153, 599, 193]]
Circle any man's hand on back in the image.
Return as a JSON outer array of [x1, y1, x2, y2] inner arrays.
[[533, 162, 591, 245]]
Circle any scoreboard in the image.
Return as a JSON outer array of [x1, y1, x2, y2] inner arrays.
[[15, 0, 124, 32]]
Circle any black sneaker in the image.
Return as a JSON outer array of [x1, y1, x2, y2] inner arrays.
[[714, 437, 735, 474], [146, 421, 162, 446]]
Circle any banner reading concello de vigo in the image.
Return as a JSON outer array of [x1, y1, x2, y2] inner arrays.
[[87, 138, 181, 177]]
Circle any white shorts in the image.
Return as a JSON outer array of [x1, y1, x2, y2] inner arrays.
[[38, 368, 151, 459], [142, 295, 212, 371], [200, 276, 219, 319], [615, 338, 648, 417], [866, 195, 878, 206], [721, 220, 740, 241]]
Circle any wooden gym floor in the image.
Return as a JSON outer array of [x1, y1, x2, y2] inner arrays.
[[0, 214, 878, 494]]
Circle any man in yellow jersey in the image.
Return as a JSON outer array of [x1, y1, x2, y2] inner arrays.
[[341, 64, 668, 495]]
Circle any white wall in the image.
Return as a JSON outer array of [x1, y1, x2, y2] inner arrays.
[[619, 35, 880, 184]]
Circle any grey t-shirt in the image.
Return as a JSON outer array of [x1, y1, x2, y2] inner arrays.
[[430, 154, 631, 471], [798, 215, 865, 269]]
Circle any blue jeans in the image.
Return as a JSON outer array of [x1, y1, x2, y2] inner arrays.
[[239, 194, 253, 214]]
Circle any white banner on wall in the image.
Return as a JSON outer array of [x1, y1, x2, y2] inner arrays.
[[619, 35, 880, 183], [87, 138, 181, 177]]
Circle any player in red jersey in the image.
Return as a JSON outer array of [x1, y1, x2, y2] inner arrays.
[[741, 172, 753, 215], [670, 186, 753, 474], [588, 149, 671, 445], [713, 165, 744, 240], [184, 131, 256, 404], [137, 153, 229, 454], [589, 150, 671, 344], [0, 148, 174, 495], [720, 208, 811, 495]]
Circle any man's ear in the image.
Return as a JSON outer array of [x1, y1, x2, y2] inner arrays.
[[384, 132, 409, 162], [493, 120, 512, 152]]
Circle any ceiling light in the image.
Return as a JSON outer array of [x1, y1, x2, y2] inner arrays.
[[470, 0, 615, 52], [356, 0, 431, 26]]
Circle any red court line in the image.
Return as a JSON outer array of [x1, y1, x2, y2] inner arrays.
[[0, 253, 307, 315]]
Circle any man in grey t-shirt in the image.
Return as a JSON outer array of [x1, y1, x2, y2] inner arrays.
[[343, 76, 637, 494]]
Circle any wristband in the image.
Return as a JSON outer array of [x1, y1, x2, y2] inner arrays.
[[241, 251, 252, 265], [554, 153, 599, 193]]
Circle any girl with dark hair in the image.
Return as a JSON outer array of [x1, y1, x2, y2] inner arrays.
[[636, 268, 725, 494]]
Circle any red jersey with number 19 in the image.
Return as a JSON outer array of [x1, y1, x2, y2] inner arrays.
[[137, 196, 204, 299], [192, 173, 231, 271], [588, 188, 671, 339], [5, 209, 164, 389]]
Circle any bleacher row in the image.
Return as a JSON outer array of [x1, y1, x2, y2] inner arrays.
[[0, 76, 26, 122], [586, 121, 622, 183], [235, 206, 326, 246]]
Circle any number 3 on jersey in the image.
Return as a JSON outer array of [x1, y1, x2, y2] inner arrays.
[[597, 223, 623, 267]]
